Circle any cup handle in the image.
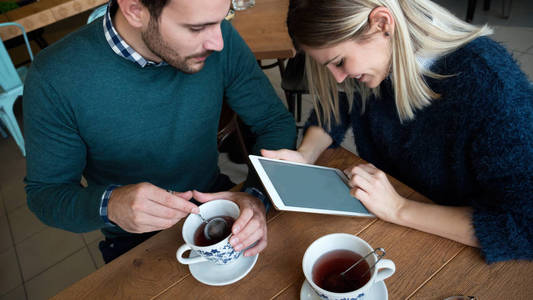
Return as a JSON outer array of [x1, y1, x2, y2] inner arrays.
[[176, 244, 208, 265], [374, 259, 396, 282]]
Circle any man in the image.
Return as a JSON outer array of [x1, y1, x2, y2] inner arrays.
[[23, 0, 296, 263]]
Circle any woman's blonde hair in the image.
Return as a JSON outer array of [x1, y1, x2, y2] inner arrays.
[[287, 0, 492, 126]]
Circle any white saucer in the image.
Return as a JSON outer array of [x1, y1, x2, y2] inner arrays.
[[189, 252, 259, 286], [300, 279, 388, 300]]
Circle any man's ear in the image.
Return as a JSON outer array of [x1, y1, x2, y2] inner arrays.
[[368, 6, 395, 37], [116, 0, 148, 28]]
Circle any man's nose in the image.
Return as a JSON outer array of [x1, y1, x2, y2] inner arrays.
[[204, 25, 224, 52]]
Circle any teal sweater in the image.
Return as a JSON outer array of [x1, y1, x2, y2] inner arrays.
[[23, 20, 296, 238]]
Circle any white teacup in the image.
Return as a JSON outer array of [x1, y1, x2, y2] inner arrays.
[[176, 199, 241, 265], [303, 233, 396, 300]]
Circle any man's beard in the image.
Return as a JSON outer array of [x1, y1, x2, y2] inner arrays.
[[141, 18, 212, 73]]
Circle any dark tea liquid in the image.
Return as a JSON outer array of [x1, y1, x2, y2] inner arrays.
[[193, 216, 235, 246], [312, 249, 371, 293]]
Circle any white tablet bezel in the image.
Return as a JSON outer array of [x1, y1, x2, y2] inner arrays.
[[249, 155, 374, 217]]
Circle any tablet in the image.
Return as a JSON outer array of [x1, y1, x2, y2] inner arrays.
[[249, 155, 374, 217]]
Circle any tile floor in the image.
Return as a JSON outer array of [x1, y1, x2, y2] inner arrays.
[[1, 1, 533, 299]]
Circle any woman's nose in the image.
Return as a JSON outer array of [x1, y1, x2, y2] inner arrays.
[[329, 67, 348, 83]]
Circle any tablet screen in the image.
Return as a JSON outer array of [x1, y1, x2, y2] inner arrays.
[[257, 158, 370, 215]]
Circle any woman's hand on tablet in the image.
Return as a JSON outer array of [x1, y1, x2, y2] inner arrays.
[[261, 126, 333, 164], [261, 149, 308, 163], [343, 163, 407, 223], [344, 164, 480, 247], [192, 190, 267, 257]]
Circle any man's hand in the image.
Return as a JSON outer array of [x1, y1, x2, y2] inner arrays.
[[193, 190, 267, 257], [108, 182, 199, 233]]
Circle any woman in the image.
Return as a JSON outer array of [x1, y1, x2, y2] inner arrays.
[[263, 0, 533, 263]]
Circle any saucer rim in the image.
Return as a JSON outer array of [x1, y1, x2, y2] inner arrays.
[[299, 278, 388, 300], [188, 252, 259, 286]]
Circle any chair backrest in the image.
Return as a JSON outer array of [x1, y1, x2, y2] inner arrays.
[[281, 52, 307, 92], [218, 101, 249, 163], [0, 22, 33, 92], [87, 5, 108, 24]]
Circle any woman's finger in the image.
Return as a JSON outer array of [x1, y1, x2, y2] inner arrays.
[[345, 165, 373, 182], [359, 163, 379, 174], [351, 188, 369, 203], [261, 149, 306, 163], [350, 173, 372, 191], [260, 149, 282, 158]]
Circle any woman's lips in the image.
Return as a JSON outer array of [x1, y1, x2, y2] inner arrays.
[[351, 74, 364, 81]]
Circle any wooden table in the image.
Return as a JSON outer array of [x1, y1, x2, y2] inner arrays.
[[52, 147, 533, 299], [0, 0, 295, 60], [231, 0, 295, 60]]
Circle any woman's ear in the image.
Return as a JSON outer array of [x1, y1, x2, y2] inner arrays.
[[368, 6, 395, 37], [116, 0, 149, 28]]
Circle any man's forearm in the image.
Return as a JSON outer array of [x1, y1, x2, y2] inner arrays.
[[26, 182, 108, 233]]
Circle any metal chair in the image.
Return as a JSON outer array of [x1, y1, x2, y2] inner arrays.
[[218, 101, 249, 164], [466, 0, 512, 23], [0, 22, 34, 156], [281, 52, 307, 123], [87, 4, 108, 24]]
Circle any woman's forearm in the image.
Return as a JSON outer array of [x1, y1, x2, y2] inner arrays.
[[395, 200, 480, 247], [298, 126, 333, 164]]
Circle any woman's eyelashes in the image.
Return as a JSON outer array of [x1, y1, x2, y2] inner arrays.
[[335, 58, 344, 67]]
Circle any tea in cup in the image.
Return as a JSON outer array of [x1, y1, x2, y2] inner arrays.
[[303, 233, 395, 300], [176, 199, 241, 265]]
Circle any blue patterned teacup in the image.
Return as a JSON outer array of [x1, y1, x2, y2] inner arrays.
[[176, 199, 241, 265], [303, 233, 395, 300]]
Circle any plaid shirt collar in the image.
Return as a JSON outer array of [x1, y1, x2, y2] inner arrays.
[[103, 2, 166, 68]]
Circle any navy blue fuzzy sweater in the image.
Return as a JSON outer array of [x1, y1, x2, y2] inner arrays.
[[307, 37, 533, 263]]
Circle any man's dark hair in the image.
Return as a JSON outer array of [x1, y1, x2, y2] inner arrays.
[[140, 0, 171, 21], [112, 0, 171, 21]]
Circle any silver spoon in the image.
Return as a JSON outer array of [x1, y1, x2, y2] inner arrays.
[[340, 247, 386, 278], [167, 190, 230, 240]]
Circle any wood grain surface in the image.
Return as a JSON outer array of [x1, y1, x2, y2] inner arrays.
[[409, 247, 533, 299], [230, 0, 295, 60], [52, 147, 533, 299]]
